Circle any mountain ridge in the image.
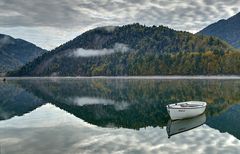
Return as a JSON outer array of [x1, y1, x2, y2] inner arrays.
[[198, 12, 240, 48], [0, 34, 47, 74]]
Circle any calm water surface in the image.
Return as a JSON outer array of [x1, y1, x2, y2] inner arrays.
[[0, 78, 240, 154]]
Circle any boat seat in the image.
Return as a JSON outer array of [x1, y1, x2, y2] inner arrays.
[[180, 103, 201, 107]]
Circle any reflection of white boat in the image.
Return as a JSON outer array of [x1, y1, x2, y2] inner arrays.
[[166, 101, 207, 120], [167, 113, 206, 138]]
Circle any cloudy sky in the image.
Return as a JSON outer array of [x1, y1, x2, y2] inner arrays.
[[0, 0, 239, 50]]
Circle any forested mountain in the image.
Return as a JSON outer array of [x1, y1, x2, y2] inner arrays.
[[198, 12, 240, 48], [0, 34, 46, 75], [8, 23, 240, 76]]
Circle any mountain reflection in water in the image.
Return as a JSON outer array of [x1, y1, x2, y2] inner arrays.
[[0, 78, 240, 153]]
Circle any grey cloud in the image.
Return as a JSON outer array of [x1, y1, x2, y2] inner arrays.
[[0, 0, 239, 49], [0, 0, 239, 29], [0, 0, 81, 28]]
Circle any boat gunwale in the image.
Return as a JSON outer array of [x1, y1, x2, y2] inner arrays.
[[167, 102, 207, 109], [167, 105, 206, 109]]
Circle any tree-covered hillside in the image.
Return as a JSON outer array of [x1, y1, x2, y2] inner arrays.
[[7, 23, 239, 76]]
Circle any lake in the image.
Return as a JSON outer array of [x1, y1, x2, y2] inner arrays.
[[0, 78, 240, 154]]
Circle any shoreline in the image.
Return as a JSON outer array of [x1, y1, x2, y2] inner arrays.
[[2, 75, 240, 80]]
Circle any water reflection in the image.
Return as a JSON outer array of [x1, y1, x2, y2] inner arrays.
[[167, 114, 206, 138], [0, 104, 240, 154], [0, 78, 240, 153], [0, 82, 45, 120], [69, 97, 130, 111]]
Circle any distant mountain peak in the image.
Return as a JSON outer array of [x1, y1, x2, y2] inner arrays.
[[198, 12, 240, 48], [0, 33, 47, 74], [0, 34, 14, 47]]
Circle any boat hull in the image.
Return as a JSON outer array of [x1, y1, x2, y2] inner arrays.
[[167, 103, 206, 120]]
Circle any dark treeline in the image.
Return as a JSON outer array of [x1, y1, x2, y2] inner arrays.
[[9, 51, 240, 76]]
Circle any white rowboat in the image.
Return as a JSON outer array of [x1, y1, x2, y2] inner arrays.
[[166, 101, 207, 120]]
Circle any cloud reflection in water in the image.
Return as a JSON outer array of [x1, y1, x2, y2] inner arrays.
[[0, 104, 239, 154], [69, 97, 130, 111]]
